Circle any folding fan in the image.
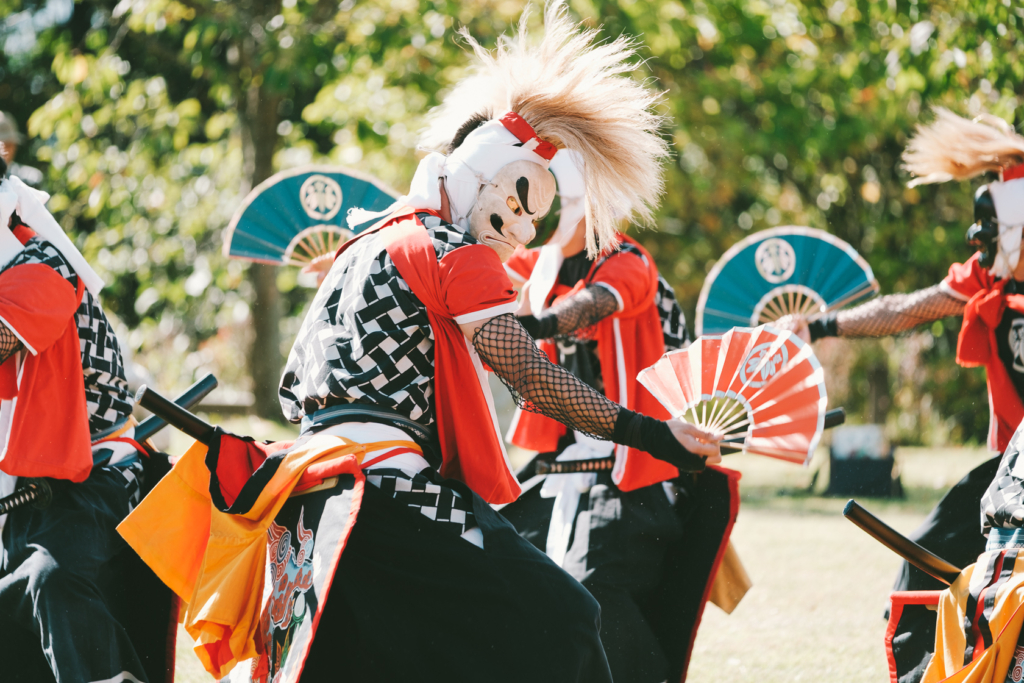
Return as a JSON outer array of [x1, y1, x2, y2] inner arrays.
[[223, 165, 400, 268], [695, 227, 879, 335], [637, 324, 827, 465]]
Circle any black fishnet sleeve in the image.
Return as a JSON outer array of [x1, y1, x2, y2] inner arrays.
[[0, 323, 23, 365], [809, 285, 965, 340], [473, 314, 707, 471], [518, 284, 619, 341]]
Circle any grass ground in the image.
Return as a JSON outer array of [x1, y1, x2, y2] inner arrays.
[[170, 430, 993, 682]]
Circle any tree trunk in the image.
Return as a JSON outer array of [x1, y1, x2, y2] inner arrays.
[[866, 359, 891, 424], [241, 81, 282, 419]]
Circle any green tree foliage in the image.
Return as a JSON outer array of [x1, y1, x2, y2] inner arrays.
[[2, 0, 1020, 440]]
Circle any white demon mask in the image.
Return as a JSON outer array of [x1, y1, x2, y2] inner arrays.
[[985, 177, 1024, 279], [467, 160, 555, 262]]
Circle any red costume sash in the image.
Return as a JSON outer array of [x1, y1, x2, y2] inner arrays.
[[336, 208, 521, 504], [0, 226, 92, 481], [945, 254, 1024, 452]]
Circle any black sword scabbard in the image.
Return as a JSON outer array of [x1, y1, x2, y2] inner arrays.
[[844, 499, 962, 585]]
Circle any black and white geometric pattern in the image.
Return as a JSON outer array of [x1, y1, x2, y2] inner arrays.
[[655, 275, 689, 350], [110, 458, 144, 509], [4, 237, 133, 436], [366, 467, 477, 537], [280, 213, 478, 427], [592, 242, 689, 350], [982, 429, 1024, 532]]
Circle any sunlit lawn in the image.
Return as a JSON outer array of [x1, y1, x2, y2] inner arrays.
[[169, 412, 992, 682]]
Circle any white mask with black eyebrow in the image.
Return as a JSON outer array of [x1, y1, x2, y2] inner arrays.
[[467, 159, 555, 263]]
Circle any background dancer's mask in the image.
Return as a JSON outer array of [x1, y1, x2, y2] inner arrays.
[[967, 177, 1024, 278]]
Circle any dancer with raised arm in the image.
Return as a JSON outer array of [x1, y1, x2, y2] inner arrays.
[[280, 6, 723, 680], [122, 5, 720, 682], [781, 109, 1024, 680]]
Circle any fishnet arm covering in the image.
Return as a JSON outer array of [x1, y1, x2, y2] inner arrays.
[[473, 313, 619, 440], [0, 323, 23, 365], [548, 285, 620, 340], [836, 285, 965, 338]]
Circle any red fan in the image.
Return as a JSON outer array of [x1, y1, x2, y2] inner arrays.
[[637, 325, 827, 465]]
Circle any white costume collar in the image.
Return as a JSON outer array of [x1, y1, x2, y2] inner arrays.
[[0, 176, 104, 294]]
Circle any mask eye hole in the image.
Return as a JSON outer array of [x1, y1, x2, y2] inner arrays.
[[506, 197, 522, 216]]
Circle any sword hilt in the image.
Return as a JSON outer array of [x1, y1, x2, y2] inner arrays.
[[535, 456, 616, 475], [0, 479, 51, 515]]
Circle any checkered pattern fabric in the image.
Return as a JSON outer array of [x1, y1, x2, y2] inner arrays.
[[366, 467, 477, 537], [280, 213, 477, 426], [655, 275, 688, 350], [108, 458, 144, 508], [593, 242, 689, 350], [982, 435, 1024, 532], [4, 237, 133, 436]]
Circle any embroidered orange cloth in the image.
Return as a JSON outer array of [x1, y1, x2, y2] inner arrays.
[[117, 433, 414, 678]]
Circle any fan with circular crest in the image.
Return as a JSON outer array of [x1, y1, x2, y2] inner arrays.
[[695, 227, 879, 336], [223, 165, 400, 274]]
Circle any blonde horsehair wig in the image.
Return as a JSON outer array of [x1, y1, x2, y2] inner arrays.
[[904, 107, 1024, 186], [419, 2, 669, 256]]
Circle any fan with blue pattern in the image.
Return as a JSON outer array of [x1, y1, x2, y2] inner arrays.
[[695, 227, 879, 336], [223, 165, 399, 269]]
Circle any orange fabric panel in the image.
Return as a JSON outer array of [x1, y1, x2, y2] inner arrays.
[[923, 552, 1024, 683], [589, 248, 652, 311], [438, 243, 518, 319], [0, 262, 80, 355], [118, 434, 370, 680], [505, 245, 540, 283]]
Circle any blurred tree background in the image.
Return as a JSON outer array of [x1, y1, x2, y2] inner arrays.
[[0, 0, 1016, 442]]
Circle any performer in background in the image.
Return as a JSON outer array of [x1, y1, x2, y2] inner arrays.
[[781, 108, 1024, 681], [499, 149, 740, 683], [0, 113, 43, 186], [0, 159, 147, 682], [276, 6, 720, 681]]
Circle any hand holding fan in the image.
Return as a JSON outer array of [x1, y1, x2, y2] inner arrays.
[[223, 165, 399, 274], [637, 325, 827, 465], [696, 227, 879, 335]]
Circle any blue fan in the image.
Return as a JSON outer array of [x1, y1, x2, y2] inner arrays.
[[696, 227, 879, 335], [223, 165, 400, 267]]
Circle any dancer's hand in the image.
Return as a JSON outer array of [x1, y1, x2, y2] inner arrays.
[[667, 419, 722, 465], [301, 254, 334, 287], [774, 313, 810, 343]]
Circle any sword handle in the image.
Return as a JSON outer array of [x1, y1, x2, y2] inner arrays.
[[135, 385, 216, 445], [0, 479, 51, 515], [135, 374, 218, 443]]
